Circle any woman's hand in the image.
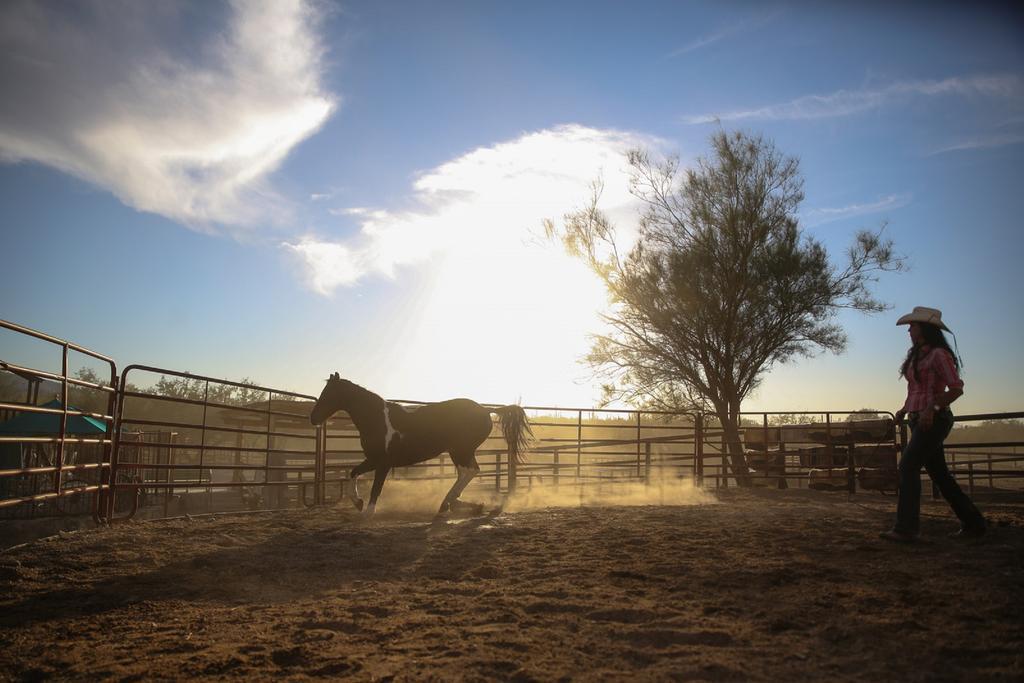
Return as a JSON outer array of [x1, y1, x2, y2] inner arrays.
[[894, 409, 905, 424]]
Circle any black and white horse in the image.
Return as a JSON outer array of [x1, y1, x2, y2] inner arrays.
[[309, 373, 532, 515]]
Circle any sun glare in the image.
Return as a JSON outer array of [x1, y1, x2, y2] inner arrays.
[[390, 227, 610, 406], [283, 126, 654, 405]]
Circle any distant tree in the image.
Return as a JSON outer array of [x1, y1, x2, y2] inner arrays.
[[546, 130, 904, 485], [767, 413, 817, 426], [0, 369, 31, 405], [2, 366, 294, 425], [150, 375, 212, 402], [849, 409, 885, 421], [980, 419, 1024, 428], [149, 374, 294, 406], [72, 368, 105, 387], [67, 368, 114, 415]]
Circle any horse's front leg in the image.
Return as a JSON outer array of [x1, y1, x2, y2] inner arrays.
[[365, 465, 391, 516], [347, 459, 375, 511]]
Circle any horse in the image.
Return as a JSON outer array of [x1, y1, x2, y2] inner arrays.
[[309, 373, 532, 515]]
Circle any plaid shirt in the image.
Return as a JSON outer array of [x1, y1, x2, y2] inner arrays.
[[902, 347, 964, 412]]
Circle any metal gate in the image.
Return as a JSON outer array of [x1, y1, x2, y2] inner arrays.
[[104, 364, 327, 521], [0, 319, 118, 521]]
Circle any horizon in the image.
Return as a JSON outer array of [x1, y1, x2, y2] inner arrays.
[[2, 1, 1022, 416]]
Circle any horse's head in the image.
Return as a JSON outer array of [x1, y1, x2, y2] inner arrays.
[[310, 372, 355, 425]]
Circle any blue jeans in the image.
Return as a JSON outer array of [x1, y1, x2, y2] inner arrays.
[[895, 409, 985, 535]]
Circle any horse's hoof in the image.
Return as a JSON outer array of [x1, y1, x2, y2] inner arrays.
[[449, 500, 485, 517], [353, 498, 364, 511]]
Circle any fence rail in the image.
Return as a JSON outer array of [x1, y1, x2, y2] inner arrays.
[[2, 318, 1023, 526]]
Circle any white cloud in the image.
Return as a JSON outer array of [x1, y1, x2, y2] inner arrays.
[[928, 132, 1024, 155], [802, 193, 911, 227], [667, 25, 742, 57], [0, 0, 335, 232], [284, 239, 364, 292], [666, 9, 782, 58], [683, 75, 1024, 124], [284, 124, 660, 294], [328, 206, 372, 217]]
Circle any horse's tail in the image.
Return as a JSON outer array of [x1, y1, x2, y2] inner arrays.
[[491, 405, 533, 465]]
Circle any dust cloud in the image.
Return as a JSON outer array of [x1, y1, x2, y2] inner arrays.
[[502, 477, 716, 511], [350, 475, 715, 516]]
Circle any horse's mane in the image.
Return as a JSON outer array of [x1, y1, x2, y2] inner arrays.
[[336, 377, 384, 406]]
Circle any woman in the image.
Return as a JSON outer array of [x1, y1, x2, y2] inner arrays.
[[881, 306, 986, 543]]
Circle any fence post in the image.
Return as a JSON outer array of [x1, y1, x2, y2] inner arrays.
[[695, 415, 703, 487], [199, 381, 209, 502], [576, 410, 582, 483], [644, 441, 652, 484], [847, 444, 856, 495], [824, 411, 833, 466], [509, 448, 517, 493], [553, 448, 560, 488], [781, 435, 791, 488], [103, 367, 125, 523], [988, 454, 993, 489], [721, 426, 728, 488], [761, 413, 769, 488], [968, 461, 974, 494], [314, 426, 321, 505], [317, 425, 326, 505], [636, 411, 642, 479]]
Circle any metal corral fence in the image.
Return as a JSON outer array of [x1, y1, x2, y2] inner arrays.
[[111, 365, 325, 520], [2, 318, 1023, 525], [701, 412, 902, 494], [944, 411, 1024, 494], [0, 320, 118, 521], [361, 404, 701, 498], [697, 410, 1024, 497]]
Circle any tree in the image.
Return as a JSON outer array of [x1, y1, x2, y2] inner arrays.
[[848, 409, 885, 421], [149, 374, 292, 406], [546, 131, 904, 485], [68, 368, 116, 416]]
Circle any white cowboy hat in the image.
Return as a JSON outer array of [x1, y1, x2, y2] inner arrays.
[[896, 306, 950, 332]]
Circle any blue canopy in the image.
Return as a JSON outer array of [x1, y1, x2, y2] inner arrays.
[[0, 399, 107, 435]]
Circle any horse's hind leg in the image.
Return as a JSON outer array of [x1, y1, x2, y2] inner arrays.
[[438, 453, 480, 515]]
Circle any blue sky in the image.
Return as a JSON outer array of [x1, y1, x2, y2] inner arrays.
[[1, 0, 1022, 415]]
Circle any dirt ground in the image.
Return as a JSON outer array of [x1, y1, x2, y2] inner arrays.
[[1, 485, 1022, 682]]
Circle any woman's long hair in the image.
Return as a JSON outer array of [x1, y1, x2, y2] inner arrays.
[[900, 323, 962, 380]]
